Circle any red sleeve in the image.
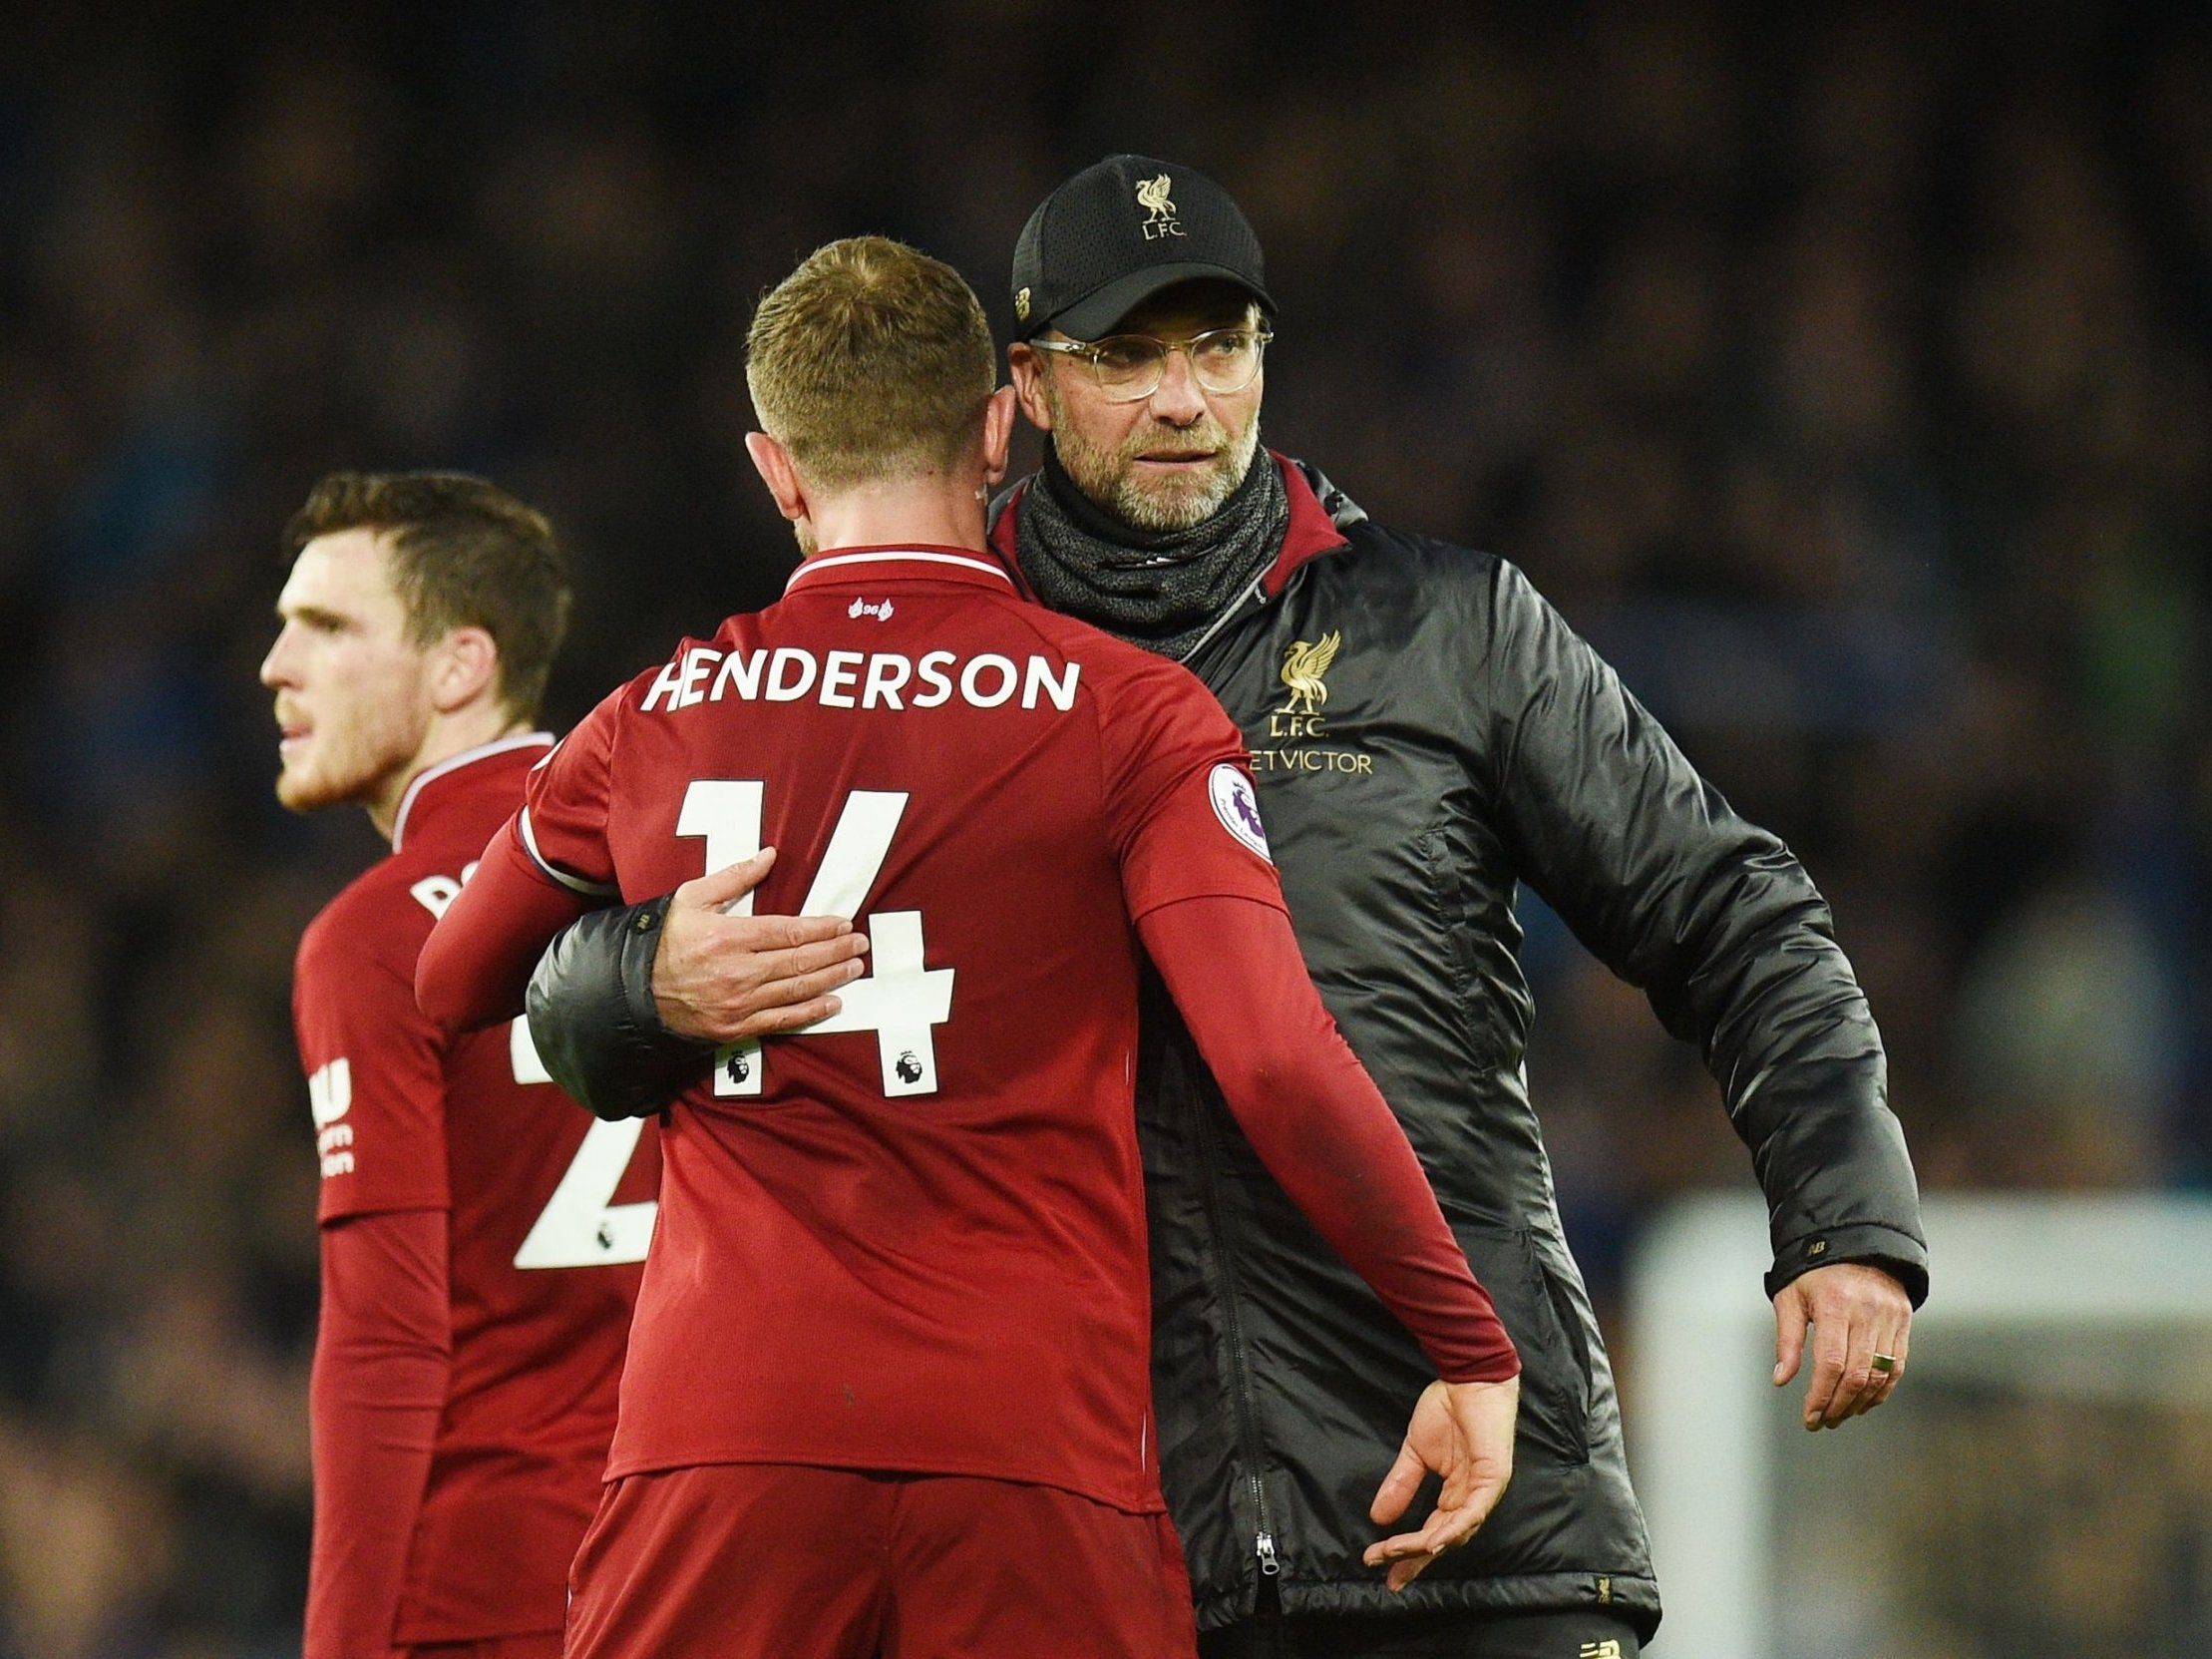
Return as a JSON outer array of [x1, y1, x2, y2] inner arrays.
[[305, 1207, 451, 1659], [416, 818, 593, 1033], [1099, 655, 1287, 921], [414, 690, 627, 1033], [1138, 895, 1521, 1385], [296, 900, 450, 1224], [514, 686, 626, 897]]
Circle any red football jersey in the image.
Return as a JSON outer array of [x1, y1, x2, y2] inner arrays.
[[291, 736, 659, 1643], [518, 547, 1286, 1514]]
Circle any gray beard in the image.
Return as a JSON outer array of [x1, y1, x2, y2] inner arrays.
[[1013, 442, 1290, 661], [1039, 372, 1264, 533], [1087, 421, 1263, 532]]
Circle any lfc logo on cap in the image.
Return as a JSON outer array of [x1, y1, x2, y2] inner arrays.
[[1014, 286, 1031, 320], [1136, 174, 1184, 239]]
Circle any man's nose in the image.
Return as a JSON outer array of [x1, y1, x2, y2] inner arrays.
[[260, 628, 295, 687], [1147, 346, 1208, 423]]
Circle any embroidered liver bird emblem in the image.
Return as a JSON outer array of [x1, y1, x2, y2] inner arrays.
[[1278, 631, 1341, 716], [1136, 174, 1176, 224]]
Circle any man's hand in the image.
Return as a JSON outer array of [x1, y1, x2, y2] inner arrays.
[[1773, 1261, 1913, 1430], [652, 849, 870, 1042], [1362, 1376, 1518, 1591]]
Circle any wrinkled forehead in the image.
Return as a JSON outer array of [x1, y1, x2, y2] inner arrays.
[[1105, 278, 1264, 339]]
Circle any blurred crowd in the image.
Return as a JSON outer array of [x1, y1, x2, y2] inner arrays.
[[0, 1, 2205, 1652]]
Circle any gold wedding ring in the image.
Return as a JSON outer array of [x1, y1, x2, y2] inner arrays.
[[1870, 1353, 1898, 1374]]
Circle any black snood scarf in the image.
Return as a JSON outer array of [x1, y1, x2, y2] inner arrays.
[[1016, 445, 1288, 662]]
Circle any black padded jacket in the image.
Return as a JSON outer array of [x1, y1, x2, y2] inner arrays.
[[523, 457, 1928, 1641]]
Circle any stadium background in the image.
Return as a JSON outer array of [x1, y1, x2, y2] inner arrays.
[[0, 2, 2206, 1653]]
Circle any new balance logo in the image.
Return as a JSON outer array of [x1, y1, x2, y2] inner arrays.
[[307, 1058, 355, 1178], [1580, 1642, 1624, 1658]]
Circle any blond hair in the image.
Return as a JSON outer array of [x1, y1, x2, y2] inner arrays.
[[745, 236, 996, 492]]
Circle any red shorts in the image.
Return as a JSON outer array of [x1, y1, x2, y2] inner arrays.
[[400, 1635, 562, 1659], [564, 1462, 1197, 1659]]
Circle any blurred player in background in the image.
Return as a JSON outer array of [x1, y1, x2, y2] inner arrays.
[[416, 236, 1524, 1659], [528, 160, 1930, 1658], [261, 474, 667, 1659]]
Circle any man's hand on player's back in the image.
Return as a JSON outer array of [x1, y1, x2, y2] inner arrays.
[[651, 847, 872, 1043]]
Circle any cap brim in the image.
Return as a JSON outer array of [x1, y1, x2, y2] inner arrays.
[[1031, 263, 1275, 340]]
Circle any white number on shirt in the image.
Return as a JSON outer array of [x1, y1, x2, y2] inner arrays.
[[509, 1018, 657, 1269], [675, 780, 955, 1099]]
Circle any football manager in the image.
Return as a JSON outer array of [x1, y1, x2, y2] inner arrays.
[[524, 155, 1928, 1659]]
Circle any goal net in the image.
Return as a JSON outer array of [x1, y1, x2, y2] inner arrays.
[[1627, 1193, 2212, 1658]]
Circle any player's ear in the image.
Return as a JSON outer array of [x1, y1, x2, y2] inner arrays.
[[980, 385, 1018, 488], [431, 625, 499, 714], [1006, 344, 1053, 433], [745, 431, 809, 525]]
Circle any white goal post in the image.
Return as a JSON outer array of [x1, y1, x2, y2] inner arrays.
[[1627, 1192, 2212, 1657]]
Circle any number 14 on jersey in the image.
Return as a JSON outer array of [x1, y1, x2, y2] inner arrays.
[[676, 781, 954, 1100]]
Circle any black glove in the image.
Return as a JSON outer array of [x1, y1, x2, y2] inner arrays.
[[525, 895, 717, 1120]]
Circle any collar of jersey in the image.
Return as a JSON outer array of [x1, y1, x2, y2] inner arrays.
[[783, 545, 1018, 596], [391, 730, 555, 853]]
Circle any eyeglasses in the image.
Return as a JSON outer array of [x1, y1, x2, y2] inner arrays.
[[1032, 325, 1274, 403]]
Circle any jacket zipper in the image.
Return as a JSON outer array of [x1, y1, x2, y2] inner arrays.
[[1176, 563, 1298, 1603], [1180, 584, 1287, 1605], [1187, 1076, 1284, 1607], [1175, 576, 1268, 667]]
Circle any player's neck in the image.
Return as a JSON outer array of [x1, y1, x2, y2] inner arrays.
[[366, 706, 532, 844], [800, 474, 989, 559]]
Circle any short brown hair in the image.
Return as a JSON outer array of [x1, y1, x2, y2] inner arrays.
[[745, 236, 996, 492], [284, 472, 571, 722]]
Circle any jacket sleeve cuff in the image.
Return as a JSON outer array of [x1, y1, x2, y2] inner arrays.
[[1765, 1222, 1929, 1309], [524, 896, 715, 1120]]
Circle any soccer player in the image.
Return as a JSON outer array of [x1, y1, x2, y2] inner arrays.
[[263, 474, 675, 1659], [415, 237, 1523, 1659]]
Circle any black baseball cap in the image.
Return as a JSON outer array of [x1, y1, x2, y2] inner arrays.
[[1010, 154, 1275, 341]]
